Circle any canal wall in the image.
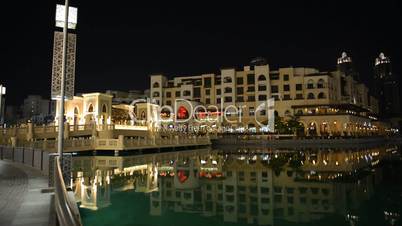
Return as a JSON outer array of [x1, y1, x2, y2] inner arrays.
[[0, 146, 50, 175], [212, 136, 402, 150]]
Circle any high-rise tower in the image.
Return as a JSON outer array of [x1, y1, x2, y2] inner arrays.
[[374, 53, 401, 119]]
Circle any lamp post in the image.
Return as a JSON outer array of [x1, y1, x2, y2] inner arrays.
[[57, 0, 70, 164], [0, 84, 5, 126]]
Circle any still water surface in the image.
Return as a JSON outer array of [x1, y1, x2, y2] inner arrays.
[[72, 145, 402, 226]]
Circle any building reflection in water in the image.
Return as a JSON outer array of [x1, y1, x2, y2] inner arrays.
[[72, 145, 399, 225]]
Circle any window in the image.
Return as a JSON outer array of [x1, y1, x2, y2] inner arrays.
[[166, 92, 171, 98], [175, 91, 181, 97], [283, 84, 290, 91], [205, 89, 210, 95], [283, 94, 291, 100], [102, 104, 107, 113], [247, 86, 255, 92], [272, 95, 279, 101], [270, 74, 279, 80], [153, 92, 160, 97], [152, 82, 160, 88], [226, 185, 234, 192], [283, 74, 289, 81], [166, 100, 171, 105], [258, 85, 266, 91], [237, 87, 244, 94], [217, 98, 221, 103], [249, 107, 255, 116], [299, 187, 308, 194], [237, 77, 243, 84], [205, 98, 210, 104], [287, 197, 294, 204], [224, 96, 232, 102], [204, 78, 211, 88], [247, 74, 255, 84], [317, 79, 325, 88], [296, 93, 303, 99], [286, 187, 295, 194], [216, 89, 221, 95], [274, 195, 282, 203], [193, 87, 201, 98], [318, 92, 326, 99], [258, 74, 266, 81], [261, 187, 270, 194], [258, 95, 267, 101], [224, 76, 232, 83], [271, 85, 278, 93], [274, 187, 282, 193], [236, 96, 244, 102], [307, 79, 314, 89], [307, 93, 315, 99], [224, 87, 232, 93], [247, 96, 255, 102], [183, 90, 191, 96], [296, 84, 303, 90]]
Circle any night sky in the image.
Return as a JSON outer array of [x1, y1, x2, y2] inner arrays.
[[2, 1, 402, 105]]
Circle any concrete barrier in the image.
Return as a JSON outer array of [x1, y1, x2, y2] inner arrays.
[[0, 145, 50, 176]]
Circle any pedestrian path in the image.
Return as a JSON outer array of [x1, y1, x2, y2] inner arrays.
[[0, 160, 53, 226]]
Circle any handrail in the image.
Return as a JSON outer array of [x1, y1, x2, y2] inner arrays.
[[54, 157, 83, 226]]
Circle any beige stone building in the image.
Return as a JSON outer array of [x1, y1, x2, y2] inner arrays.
[[150, 59, 380, 136]]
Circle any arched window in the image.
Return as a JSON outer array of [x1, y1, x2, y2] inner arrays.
[[317, 79, 325, 88], [223, 77, 232, 83], [152, 82, 160, 88], [224, 87, 232, 93], [307, 79, 314, 89], [307, 93, 315, 99], [258, 74, 266, 81], [318, 92, 326, 99], [274, 110, 279, 117], [153, 92, 160, 97], [88, 104, 94, 112], [74, 107, 79, 115], [102, 104, 107, 113]]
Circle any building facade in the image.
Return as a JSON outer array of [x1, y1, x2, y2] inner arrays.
[[150, 57, 380, 136], [22, 95, 55, 124], [373, 53, 401, 129]]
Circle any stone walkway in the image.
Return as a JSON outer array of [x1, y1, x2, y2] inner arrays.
[[0, 160, 53, 226]]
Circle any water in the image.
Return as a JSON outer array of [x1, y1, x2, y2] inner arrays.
[[72, 145, 402, 226]]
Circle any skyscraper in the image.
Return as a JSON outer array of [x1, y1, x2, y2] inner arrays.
[[373, 53, 401, 119]]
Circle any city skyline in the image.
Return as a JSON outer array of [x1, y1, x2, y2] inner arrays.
[[2, 1, 402, 106]]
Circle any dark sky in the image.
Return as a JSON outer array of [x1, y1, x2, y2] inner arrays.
[[2, 1, 402, 105]]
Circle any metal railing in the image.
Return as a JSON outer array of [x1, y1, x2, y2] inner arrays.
[[54, 157, 82, 226]]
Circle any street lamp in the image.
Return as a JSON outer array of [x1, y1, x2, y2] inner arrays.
[[0, 84, 6, 126], [52, 1, 77, 163]]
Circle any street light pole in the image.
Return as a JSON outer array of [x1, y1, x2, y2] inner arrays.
[[57, 0, 70, 164]]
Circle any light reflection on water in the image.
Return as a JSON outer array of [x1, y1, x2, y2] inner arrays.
[[73, 145, 401, 226]]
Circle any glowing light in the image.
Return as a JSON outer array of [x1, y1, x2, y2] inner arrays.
[[55, 4, 78, 29]]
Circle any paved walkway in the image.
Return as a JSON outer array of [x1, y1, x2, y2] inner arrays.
[[0, 160, 53, 226]]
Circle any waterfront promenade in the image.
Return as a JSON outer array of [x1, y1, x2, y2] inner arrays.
[[0, 160, 53, 226]]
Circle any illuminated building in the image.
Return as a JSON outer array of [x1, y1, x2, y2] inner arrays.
[[150, 55, 380, 136], [373, 53, 401, 126]]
